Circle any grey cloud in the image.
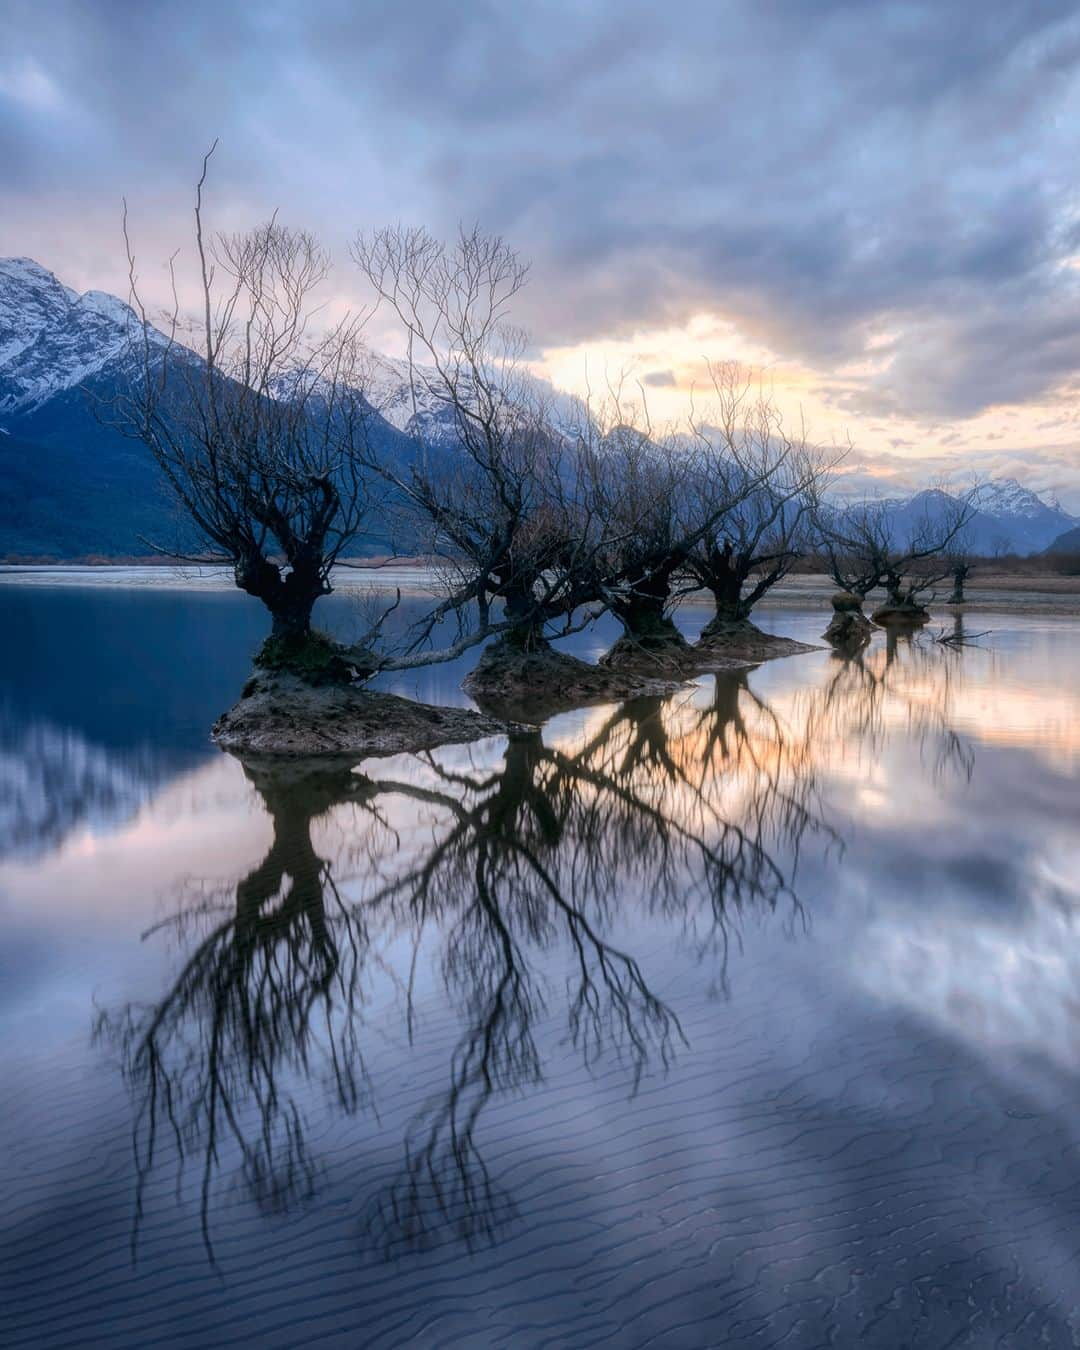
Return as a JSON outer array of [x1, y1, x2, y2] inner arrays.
[[853, 286, 1080, 419], [3, 0, 1080, 428]]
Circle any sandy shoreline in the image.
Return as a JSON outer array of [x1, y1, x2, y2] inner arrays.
[[2, 562, 1078, 616]]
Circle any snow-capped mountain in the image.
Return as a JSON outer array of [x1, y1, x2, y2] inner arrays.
[[0, 257, 156, 415], [0, 255, 1077, 558], [0, 256, 402, 557], [363, 352, 586, 448], [885, 481, 1078, 556], [970, 478, 1077, 548], [838, 483, 1078, 557], [0, 257, 190, 557], [972, 478, 1057, 520], [266, 353, 474, 447], [364, 355, 458, 444], [0, 254, 573, 442]]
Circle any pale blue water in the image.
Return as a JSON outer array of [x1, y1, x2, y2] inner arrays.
[[2, 582, 1080, 1348]]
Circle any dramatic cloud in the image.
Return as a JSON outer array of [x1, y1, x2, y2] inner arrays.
[[2, 0, 1080, 497]]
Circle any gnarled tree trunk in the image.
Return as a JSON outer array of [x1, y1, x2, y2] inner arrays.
[[610, 562, 687, 651], [696, 543, 750, 638], [499, 581, 550, 653], [947, 563, 971, 605], [236, 552, 329, 640]]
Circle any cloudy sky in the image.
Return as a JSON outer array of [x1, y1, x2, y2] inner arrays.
[[4, 0, 1080, 505]]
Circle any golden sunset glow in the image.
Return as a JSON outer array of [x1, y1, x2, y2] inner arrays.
[[534, 314, 1080, 503]]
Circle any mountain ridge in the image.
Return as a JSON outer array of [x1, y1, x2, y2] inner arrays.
[[839, 480, 1078, 557], [1, 256, 1076, 559], [0, 256, 158, 416]]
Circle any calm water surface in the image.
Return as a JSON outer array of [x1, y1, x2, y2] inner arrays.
[[3, 584, 1080, 1348]]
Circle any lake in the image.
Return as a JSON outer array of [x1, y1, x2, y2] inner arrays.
[[3, 580, 1080, 1348]]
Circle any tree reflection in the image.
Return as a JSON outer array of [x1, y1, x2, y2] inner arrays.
[[96, 759, 376, 1257], [799, 627, 976, 783], [98, 641, 975, 1261]]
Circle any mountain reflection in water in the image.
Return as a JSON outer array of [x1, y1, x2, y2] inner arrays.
[[7, 598, 1080, 1349]]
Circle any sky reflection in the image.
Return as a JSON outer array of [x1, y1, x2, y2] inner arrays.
[[3, 596, 1080, 1346]]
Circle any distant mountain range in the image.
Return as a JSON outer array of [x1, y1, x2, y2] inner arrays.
[[0, 257, 429, 557], [0, 257, 186, 556], [851, 480, 1079, 557], [1, 256, 1077, 559]]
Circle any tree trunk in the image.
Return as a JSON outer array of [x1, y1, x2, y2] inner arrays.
[[701, 584, 754, 638], [234, 802, 331, 959], [235, 551, 325, 638], [269, 596, 318, 639], [697, 544, 756, 639], [883, 569, 905, 606], [703, 542, 744, 618], [613, 564, 687, 649], [502, 585, 548, 653], [947, 565, 968, 605], [615, 598, 686, 647], [708, 668, 749, 732], [824, 608, 873, 650], [485, 729, 558, 845]]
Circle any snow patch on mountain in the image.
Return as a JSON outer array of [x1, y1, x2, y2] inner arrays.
[[972, 477, 1060, 522], [363, 355, 454, 439], [0, 256, 159, 416], [2, 254, 1077, 557], [363, 352, 587, 446], [868, 480, 1079, 555]]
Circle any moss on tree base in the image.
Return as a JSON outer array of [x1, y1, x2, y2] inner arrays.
[[253, 629, 377, 686]]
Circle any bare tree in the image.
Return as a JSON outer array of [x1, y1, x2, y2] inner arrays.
[[95, 759, 376, 1260], [812, 485, 976, 622], [812, 498, 896, 601], [796, 628, 975, 782], [99, 667, 830, 1260], [944, 521, 975, 604], [352, 226, 606, 658], [582, 415, 699, 657], [684, 363, 839, 638], [574, 372, 832, 668], [114, 149, 376, 647]]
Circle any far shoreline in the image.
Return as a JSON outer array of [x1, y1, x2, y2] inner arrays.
[[3, 561, 1080, 616], [0, 559, 443, 597]]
